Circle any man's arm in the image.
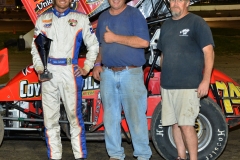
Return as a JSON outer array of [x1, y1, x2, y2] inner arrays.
[[92, 47, 103, 81], [160, 53, 163, 68], [197, 44, 215, 98], [31, 18, 44, 74], [81, 15, 99, 74], [94, 47, 102, 64], [104, 26, 149, 48]]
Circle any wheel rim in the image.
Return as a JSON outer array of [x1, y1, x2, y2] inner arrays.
[[167, 113, 212, 152]]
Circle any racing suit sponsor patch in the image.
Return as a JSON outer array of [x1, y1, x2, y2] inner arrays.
[[43, 23, 52, 28], [68, 19, 78, 26], [42, 19, 52, 23]]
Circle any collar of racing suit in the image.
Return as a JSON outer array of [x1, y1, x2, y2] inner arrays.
[[52, 7, 71, 18]]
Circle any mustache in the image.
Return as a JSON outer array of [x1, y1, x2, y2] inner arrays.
[[171, 6, 180, 9], [170, 6, 180, 12]]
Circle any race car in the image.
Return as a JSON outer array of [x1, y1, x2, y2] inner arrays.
[[0, 0, 239, 159]]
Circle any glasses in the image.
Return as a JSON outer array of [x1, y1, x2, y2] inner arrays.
[[169, 0, 187, 3]]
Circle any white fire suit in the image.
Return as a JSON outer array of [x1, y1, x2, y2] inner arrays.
[[31, 8, 99, 159]]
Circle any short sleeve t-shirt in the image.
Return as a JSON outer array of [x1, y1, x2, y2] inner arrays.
[[96, 6, 150, 67], [157, 13, 215, 89]]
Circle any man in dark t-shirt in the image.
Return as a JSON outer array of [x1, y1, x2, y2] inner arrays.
[[157, 0, 215, 159]]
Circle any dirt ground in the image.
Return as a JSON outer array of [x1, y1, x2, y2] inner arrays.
[[0, 54, 240, 159], [0, 128, 239, 160]]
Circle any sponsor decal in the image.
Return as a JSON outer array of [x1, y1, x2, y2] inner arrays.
[[22, 65, 35, 76], [68, 19, 78, 27], [86, 0, 102, 5], [155, 119, 164, 137], [20, 80, 41, 98], [43, 23, 52, 28], [82, 90, 95, 96], [83, 76, 100, 91], [214, 81, 240, 114], [205, 129, 226, 160], [42, 19, 52, 23], [34, 0, 53, 15], [94, 92, 101, 123]]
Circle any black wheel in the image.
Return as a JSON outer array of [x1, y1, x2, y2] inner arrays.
[[0, 114, 4, 145], [151, 97, 228, 160]]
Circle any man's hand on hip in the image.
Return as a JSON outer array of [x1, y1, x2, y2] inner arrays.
[[74, 65, 88, 76]]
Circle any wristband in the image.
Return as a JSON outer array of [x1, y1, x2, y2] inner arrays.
[[94, 62, 101, 67]]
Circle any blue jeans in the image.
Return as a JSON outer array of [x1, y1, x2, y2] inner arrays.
[[100, 67, 152, 160]]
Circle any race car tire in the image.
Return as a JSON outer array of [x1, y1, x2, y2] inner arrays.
[[0, 114, 4, 145], [151, 97, 228, 160]]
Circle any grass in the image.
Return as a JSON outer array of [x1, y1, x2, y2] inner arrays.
[[0, 29, 240, 56]]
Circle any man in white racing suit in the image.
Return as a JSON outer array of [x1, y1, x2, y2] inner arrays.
[[31, 0, 99, 160]]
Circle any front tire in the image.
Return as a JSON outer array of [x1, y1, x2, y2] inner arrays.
[[151, 97, 228, 160]]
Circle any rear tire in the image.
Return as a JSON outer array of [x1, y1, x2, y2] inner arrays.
[[151, 97, 228, 160]]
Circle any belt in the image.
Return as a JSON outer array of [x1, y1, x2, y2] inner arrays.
[[48, 57, 78, 65], [106, 66, 138, 72]]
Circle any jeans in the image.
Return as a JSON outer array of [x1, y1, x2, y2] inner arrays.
[[100, 67, 152, 160]]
